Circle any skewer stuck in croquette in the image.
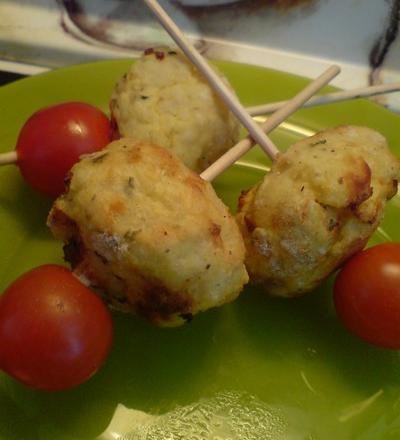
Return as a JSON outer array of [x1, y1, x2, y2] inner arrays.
[[237, 125, 400, 297], [110, 48, 241, 173]]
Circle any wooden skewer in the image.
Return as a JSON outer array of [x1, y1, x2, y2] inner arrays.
[[246, 82, 400, 116], [201, 65, 341, 182], [143, 0, 279, 161], [0, 151, 17, 165]]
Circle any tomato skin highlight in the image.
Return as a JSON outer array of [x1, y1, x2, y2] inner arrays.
[[16, 102, 111, 197], [0, 265, 113, 391], [334, 243, 400, 349]]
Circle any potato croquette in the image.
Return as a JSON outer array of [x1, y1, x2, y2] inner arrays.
[[237, 126, 400, 297], [48, 139, 248, 326], [110, 48, 240, 172]]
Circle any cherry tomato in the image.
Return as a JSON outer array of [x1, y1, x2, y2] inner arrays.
[[0, 265, 113, 391], [16, 102, 111, 197], [334, 242, 400, 349]]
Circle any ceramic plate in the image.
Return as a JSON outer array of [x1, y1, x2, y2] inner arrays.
[[0, 60, 400, 440]]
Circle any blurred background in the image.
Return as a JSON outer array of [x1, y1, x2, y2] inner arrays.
[[0, 0, 399, 109]]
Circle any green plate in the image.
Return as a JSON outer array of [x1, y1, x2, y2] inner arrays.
[[0, 60, 400, 440]]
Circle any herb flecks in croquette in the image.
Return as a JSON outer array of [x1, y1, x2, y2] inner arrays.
[[124, 177, 135, 196], [310, 139, 327, 147], [92, 152, 109, 164], [123, 229, 141, 241]]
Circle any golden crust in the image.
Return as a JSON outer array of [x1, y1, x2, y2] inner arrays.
[[48, 138, 248, 326], [237, 125, 400, 297]]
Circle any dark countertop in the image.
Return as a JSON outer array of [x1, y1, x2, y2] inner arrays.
[[0, 71, 25, 86]]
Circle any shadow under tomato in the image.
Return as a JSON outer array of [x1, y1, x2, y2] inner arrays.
[[0, 169, 61, 291], [231, 279, 400, 402], [0, 168, 52, 237], [0, 386, 39, 440]]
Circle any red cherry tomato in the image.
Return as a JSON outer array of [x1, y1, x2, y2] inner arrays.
[[0, 265, 113, 391], [334, 242, 400, 349], [16, 102, 111, 197]]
